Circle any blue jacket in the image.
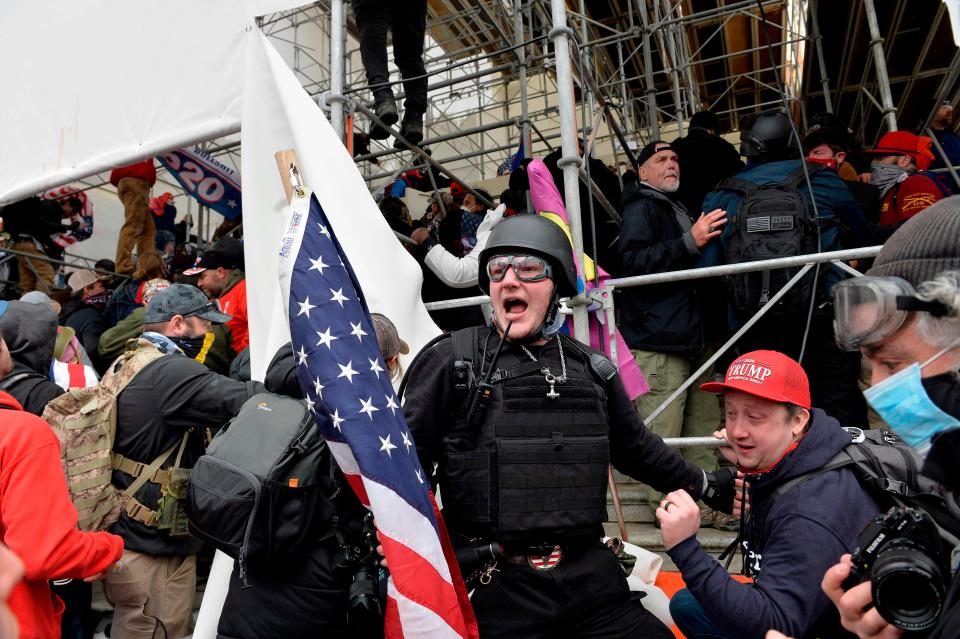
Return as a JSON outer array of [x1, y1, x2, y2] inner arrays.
[[698, 159, 872, 275], [931, 130, 960, 172], [667, 409, 881, 639]]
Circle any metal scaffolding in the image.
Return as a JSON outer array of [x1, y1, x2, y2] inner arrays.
[[20, 2, 958, 303], [54, 1, 958, 214], [236, 1, 956, 190]]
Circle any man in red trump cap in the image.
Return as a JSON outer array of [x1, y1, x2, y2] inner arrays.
[[657, 350, 880, 639]]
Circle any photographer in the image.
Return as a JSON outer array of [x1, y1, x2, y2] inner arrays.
[[215, 316, 408, 639], [821, 196, 960, 639]]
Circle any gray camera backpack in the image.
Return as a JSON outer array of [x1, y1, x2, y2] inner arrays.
[[186, 392, 339, 583]]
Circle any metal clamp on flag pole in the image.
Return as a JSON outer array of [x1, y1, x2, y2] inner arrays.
[[290, 164, 306, 199], [274, 149, 306, 205]]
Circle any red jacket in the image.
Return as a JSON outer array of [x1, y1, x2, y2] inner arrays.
[[0, 391, 123, 639], [109, 160, 157, 187], [878, 174, 945, 225], [220, 276, 249, 353]]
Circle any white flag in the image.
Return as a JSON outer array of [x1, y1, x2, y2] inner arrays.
[[193, 29, 441, 637]]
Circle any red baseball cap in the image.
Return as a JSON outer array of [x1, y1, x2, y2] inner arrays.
[[863, 131, 935, 171], [701, 350, 811, 409]]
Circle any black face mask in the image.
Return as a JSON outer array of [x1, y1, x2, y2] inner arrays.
[[84, 292, 109, 310], [169, 334, 206, 359], [920, 372, 960, 492]]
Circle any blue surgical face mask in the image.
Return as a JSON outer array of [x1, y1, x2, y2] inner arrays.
[[864, 346, 960, 457]]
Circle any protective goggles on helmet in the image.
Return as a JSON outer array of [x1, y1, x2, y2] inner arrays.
[[485, 254, 553, 284], [833, 276, 950, 351]]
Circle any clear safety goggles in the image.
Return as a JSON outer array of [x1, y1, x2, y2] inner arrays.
[[833, 276, 949, 351], [486, 254, 553, 283]]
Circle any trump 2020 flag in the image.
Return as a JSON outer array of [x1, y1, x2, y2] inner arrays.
[[278, 190, 478, 639]]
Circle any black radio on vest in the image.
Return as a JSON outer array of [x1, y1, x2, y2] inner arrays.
[[466, 320, 512, 426]]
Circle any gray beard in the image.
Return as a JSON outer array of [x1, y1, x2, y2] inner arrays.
[[660, 181, 680, 193]]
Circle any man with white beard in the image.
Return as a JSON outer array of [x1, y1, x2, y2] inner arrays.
[[617, 140, 731, 524]]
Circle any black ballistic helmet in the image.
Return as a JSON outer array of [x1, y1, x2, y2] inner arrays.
[[740, 111, 800, 161], [478, 214, 579, 297]]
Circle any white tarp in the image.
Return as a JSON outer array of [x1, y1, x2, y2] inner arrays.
[[947, 0, 960, 46], [0, 0, 299, 205], [192, 30, 440, 637]]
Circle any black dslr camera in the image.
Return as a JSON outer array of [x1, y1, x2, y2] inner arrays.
[[339, 512, 385, 636], [843, 506, 950, 631]]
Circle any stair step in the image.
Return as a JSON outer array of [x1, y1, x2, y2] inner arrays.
[[607, 482, 655, 523], [602, 521, 742, 573]]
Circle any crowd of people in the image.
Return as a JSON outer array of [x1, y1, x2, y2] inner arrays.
[[378, 104, 960, 639], [0, 98, 956, 639]]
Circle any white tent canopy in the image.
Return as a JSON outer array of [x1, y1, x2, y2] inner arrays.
[[0, 0, 308, 205], [1, 3, 442, 637]]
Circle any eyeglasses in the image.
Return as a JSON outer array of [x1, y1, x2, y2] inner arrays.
[[485, 254, 553, 283]]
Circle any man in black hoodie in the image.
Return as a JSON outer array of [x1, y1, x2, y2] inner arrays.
[[0, 300, 65, 415], [0, 196, 65, 293], [618, 140, 729, 518]]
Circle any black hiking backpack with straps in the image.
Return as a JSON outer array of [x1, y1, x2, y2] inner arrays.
[[721, 164, 824, 317], [769, 427, 960, 545]]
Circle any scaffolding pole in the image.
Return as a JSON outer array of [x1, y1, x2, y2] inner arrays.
[[637, 0, 660, 139], [654, 0, 685, 136], [515, 0, 531, 159], [329, 0, 346, 142], [863, 0, 898, 131], [809, 0, 833, 113], [549, 0, 589, 343]]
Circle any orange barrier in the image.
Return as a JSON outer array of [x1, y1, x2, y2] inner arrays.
[[654, 571, 752, 639]]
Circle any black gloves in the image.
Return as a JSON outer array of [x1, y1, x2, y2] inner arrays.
[[701, 467, 737, 514]]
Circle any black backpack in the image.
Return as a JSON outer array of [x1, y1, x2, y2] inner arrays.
[[186, 392, 340, 583], [770, 428, 960, 544], [721, 165, 824, 316]]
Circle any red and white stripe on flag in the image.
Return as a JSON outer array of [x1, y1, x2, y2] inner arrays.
[[326, 441, 476, 638], [51, 361, 98, 390]]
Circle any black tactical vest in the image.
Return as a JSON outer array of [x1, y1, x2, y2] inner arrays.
[[439, 329, 611, 542]]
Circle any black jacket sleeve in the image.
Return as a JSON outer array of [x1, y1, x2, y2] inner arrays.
[[402, 336, 454, 476], [20, 377, 67, 417], [606, 372, 705, 497], [151, 356, 265, 431], [619, 198, 696, 276]]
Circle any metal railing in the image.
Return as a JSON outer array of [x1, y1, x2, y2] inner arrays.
[[422, 245, 883, 427]]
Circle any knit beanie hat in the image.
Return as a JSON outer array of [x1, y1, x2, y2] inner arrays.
[[867, 196, 960, 285]]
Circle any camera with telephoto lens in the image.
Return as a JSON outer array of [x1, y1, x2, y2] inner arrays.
[[842, 506, 950, 631], [342, 512, 384, 636]]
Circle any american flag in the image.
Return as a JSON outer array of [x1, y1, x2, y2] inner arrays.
[[278, 192, 478, 639]]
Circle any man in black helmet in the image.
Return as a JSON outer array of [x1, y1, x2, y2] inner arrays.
[[403, 213, 735, 639], [698, 111, 873, 429]]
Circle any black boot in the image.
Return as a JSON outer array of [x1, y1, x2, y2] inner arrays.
[[394, 113, 424, 148], [368, 97, 398, 140]]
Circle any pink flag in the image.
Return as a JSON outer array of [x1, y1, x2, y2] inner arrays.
[[527, 159, 649, 399]]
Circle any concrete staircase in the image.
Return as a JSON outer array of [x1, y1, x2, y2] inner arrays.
[[604, 471, 741, 572]]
